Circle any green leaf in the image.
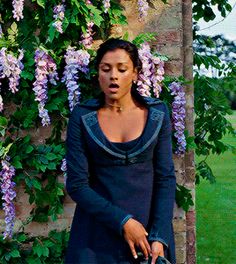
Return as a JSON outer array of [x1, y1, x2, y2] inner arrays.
[[175, 184, 194, 211], [48, 24, 56, 43], [132, 33, 157, 47], [17, 233, 27, 242], [46, 153, 57, 160], [47, 162, 56, 170], [21, 71, 34, 81], [88, 5, 103, 27], [56, 186, 64, 196], [31, 178, 42, 190], [12, 156, 23, 169], [36, 0, 46, 8], [0, 117, 8, 126], [9, 249, 20, 258], [26, 145, 34, 154]]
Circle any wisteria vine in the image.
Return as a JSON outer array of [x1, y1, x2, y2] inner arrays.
[[52, 2, 66, 34], [137, 42, 164, 98], [33, 49, 58, 126], [12, 0, 24, 21], [0, 159, 16, 239], [169, 82, 187, 156], [80, 22, 94, 49], [103, 0, 110, 13], [62, 47, 90, 111], [0, 48, 24, 112], [137, 0, 149, 21]]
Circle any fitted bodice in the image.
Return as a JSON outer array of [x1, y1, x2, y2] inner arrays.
[[111, 136, 141, 151]]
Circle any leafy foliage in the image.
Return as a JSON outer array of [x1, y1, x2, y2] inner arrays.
[[176, 184, 194, 212], [0, 230, 69, 264], [193, 4, 236, 184]]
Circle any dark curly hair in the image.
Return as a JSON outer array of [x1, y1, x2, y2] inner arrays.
[[95, 38, 142, 73]]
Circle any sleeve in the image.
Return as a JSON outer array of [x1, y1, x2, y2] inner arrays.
[[66, 105, 132, 235], [148, 103, 176, 247]]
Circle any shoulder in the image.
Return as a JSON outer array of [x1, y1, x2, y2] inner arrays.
[[142, 97, 169, 114], [70, 98, 100, 117]]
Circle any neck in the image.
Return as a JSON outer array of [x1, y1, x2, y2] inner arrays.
[[105, 94, 135, 112]]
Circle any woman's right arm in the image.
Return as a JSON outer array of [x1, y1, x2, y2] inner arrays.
[[66, 105, 133, 235]]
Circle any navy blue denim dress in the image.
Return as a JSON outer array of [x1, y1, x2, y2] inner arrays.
[[65, 96, 176, 264]]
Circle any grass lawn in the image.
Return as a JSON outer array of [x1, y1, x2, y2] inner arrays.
[[196, 111, 236, 264]]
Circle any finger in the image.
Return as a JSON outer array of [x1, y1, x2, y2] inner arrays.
[[151, 254, 158, 264], [128, 241, 138, 259], [144, 238, 151, 255], [151, 250, 159, 264], [139, 241, 149, 260]]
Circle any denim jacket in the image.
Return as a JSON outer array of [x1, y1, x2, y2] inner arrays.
[[65, 96, 176, 264]]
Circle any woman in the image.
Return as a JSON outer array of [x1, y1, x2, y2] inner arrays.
[[65, 38, 176, 264]]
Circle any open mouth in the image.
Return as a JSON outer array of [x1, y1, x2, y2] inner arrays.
[[109, 83, 119, 88]]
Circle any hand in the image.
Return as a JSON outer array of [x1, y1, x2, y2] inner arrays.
[[150, 241, 164, 264], [123, 218, 151, 260]]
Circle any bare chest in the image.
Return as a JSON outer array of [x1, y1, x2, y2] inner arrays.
[[97, 109, 148, 143]]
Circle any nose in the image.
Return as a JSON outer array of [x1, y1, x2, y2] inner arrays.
[[110, 68, 118, 80]]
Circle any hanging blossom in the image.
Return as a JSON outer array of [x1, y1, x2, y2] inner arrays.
[[80, 0, 94, 49], [33, 49, 58, 126], [137, 0, 149, 21], [169, 82, 187, 156], [52, 2, 66, 34], [137, 43, 152, 97], [62, 47, 90, 111], [80, 22, 94, 49], [0, 48, 24, 112], [0, 48, 24, 93], [12, 0, 24, 21], [0, 159, 16, 239], [137, 42, 164, 98], [103, 0, 110, 13], [151, 56, 165, 98]]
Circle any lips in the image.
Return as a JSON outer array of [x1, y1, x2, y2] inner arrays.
[[109, 83, 119, 88], [108, 83, 119, 93]]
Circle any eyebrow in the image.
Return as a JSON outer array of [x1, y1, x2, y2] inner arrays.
[[99, 62, 129, 66]]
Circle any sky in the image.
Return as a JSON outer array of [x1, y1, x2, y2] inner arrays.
[[197, 0, 236, 41]]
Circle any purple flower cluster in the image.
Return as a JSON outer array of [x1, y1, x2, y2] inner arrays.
[[137, 43, 164, 98], [169, 82, 186, 156], [33, 49, 58, 126], [52, 3, 66, 34], [0, 159, 16, 239], [151, 56, 165, 98], [103, 0, 110, 13], [137, 0, 149, 21], [80, 22, 94, 49], [0, 48, 24, 112], [62, 47, 90, 111], [12, 0, 24, 21]]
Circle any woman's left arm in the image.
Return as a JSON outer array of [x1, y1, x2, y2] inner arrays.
[[148, 103, 176, 247]]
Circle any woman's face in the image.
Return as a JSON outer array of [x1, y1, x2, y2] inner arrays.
[[98, 48, 137, 101]]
